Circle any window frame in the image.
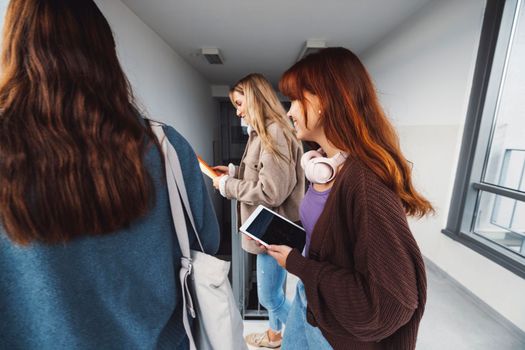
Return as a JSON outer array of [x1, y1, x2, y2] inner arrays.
[[442, 0, 525, 278]]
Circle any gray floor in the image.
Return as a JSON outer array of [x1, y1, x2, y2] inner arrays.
[[244, 259, 525, 350], [417, 260, 525, 350]]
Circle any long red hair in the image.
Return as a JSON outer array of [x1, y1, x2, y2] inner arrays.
[[0, 0, 157, 244], [280, 47, 433, 217]]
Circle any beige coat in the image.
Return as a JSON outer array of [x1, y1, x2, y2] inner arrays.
[[224, 122, 304, 254]]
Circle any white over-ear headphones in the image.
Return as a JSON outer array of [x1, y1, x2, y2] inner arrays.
[[301, 148, 348, 184]]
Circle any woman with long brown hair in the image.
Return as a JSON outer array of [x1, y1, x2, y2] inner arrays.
[[0, 1, 219, 349], [266, 47, 433, 349]]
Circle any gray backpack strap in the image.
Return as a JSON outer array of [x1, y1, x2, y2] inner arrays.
[[150, 121, 203, 350], [150, 122, 205, 252]]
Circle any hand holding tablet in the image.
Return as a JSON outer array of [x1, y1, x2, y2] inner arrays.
[[239, 205, 306, 252]]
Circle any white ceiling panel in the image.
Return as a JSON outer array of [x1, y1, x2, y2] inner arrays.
[[121, 0, 434, 85]]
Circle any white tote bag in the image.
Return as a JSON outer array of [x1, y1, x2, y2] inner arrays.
[[151, 122, 247, 350]]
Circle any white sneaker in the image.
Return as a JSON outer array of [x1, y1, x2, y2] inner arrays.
[[245, 330, 282, 349]]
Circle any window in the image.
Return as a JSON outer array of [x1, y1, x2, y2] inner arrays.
[[444, 0, 525, 277]]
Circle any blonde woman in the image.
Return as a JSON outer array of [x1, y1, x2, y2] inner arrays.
[[213, 73, 304, 349]]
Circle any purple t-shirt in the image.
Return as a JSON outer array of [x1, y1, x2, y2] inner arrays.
[[299, 183, 331, 257]]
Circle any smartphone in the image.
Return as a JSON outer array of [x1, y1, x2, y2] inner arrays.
[[239, 205, 306, 251], [197, 156, 219, 179]]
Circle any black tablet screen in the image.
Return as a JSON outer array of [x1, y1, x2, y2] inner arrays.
[[246, 208, 306, 251]]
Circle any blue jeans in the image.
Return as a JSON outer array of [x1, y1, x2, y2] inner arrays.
[[282, 281, 333, 350], [257, 253, 291, 332]]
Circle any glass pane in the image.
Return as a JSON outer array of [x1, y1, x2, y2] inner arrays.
[[474, 191, 525, 258], [483, 4, 525, 192]]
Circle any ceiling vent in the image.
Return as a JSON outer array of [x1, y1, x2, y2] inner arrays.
[[201, 47, 224, 64], [297, 40, 326, 61]]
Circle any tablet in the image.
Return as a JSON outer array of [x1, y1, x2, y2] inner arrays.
[[197, 155, 219, 179], [239, 205, 306, 251]]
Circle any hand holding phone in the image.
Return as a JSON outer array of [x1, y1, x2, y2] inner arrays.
[[213, 165, 229, 176], [197, 156, 220, 179]]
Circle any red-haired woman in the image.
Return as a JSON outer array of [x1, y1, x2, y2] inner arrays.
[[265, 47, 433, 350]]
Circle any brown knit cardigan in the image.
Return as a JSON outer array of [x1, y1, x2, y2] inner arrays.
[[286, 158, 427, 350]]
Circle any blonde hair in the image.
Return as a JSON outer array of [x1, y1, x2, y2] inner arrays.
[[229, 73, 296, 161]]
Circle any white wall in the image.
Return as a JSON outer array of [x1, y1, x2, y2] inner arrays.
[[362, 0, 525, 331]]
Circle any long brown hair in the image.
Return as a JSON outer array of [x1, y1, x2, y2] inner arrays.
[[230, 73, 296, 162], [280, 47, 433, 217], [0, 0, 156, 244]]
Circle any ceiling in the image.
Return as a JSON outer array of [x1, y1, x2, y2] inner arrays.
[[121, 0, 434, 86]]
